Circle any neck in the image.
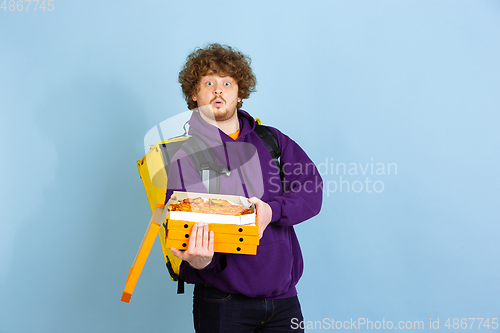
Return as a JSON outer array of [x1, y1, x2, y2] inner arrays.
[[199, 110, 240, 135]]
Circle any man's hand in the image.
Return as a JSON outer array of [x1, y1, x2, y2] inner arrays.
[[171, 222, 214, 270], [248, 197, 272, 239]]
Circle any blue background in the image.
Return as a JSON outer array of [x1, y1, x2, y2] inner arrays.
[[1, 1, 499, 332]]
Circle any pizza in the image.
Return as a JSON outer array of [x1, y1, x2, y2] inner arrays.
[[168, 197, 253, 216]]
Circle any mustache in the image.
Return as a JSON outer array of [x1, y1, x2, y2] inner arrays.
[[210, 96, 226, 104]]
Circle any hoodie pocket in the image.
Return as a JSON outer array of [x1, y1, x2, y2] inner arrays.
[[199, 285, 233, 303]]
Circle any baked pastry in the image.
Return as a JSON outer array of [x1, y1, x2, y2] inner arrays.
[[168, 198, 253, 216]]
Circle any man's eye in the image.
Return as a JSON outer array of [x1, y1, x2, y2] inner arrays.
[[206, 82, 214, 86], [224, 82, 231, 87]]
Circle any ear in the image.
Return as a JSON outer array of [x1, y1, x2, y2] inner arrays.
[[192, 95, 197, 102], [238, 97, 241, 102]]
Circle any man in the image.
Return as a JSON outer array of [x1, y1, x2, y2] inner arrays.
[[165, 43, 323, 333]]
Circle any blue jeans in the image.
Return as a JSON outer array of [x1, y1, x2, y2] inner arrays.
[[193, 285, 304, 333]]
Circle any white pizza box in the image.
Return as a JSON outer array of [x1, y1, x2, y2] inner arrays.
[[166, 191, 256, 226]]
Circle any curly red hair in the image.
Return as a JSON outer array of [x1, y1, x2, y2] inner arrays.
[[179, 43, 257, 110]]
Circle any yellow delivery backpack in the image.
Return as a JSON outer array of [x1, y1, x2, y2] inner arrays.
[[121, 120, 282, 303]]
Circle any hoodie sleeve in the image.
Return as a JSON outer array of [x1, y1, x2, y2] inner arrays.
[[265, 127, 323, 227]]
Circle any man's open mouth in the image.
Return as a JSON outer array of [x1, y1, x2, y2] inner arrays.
[[212, 98, 225, 107]]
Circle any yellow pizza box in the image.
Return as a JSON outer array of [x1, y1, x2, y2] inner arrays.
[[164, 191, 259, 254], [167, 220, 258, 236], [166, 239, 257, 255], [167, 229, 260, 245]]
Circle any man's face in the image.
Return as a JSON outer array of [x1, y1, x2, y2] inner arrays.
[[192, 74, 241, 122]]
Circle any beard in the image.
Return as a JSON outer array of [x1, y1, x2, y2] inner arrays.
[[212, 106, 236, 121], [198, 96, 238, 122]]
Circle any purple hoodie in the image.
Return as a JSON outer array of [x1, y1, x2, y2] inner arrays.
[[165, 109, 323, 299]]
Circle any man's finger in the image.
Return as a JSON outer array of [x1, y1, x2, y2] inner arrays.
[[195, 222, 204, 248], [248, 197, 260, 206], [208, 231, 214, 253], [171, 247, 184, 260], [189, 223, 199, 249], [202, 223, 209, 249]]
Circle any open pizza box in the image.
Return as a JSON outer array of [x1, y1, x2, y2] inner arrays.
[[164, 191, 259, 254], [166, 191, 257, 225]]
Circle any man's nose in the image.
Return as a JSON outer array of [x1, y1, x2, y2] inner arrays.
[[213, 82, 222, 94]]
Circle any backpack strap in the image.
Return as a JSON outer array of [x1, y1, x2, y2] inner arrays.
[[254, 124, 281, 160], [177, 135, 231, 294], [165, 258, 185, 293], [254, 124, 284, 188], [181, 134, 231, 194], [177, 278, 185, 294]]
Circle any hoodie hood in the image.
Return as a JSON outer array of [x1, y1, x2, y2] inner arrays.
[[188, 109, 256, 144]]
